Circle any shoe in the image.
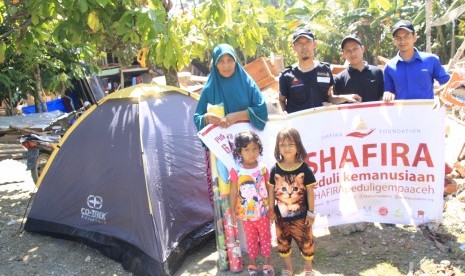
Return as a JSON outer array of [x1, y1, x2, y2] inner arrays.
[[303, 270, 315, 276], [280, 269, 293, 276], [247, 264, 258, 276], [263, 264, 275, 276]]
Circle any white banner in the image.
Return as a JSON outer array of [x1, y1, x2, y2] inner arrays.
[[198, 100, 445, 229]]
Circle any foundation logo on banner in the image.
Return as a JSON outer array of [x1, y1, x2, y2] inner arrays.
[[346, 115, 375, 138], [81, 195, 108, 224], [394, 209, 404, 218], [417, 210, 425, 219], [378, 207, 389, 216], [363, 206, 372, 216]]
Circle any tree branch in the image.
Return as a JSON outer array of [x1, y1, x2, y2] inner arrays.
[[0, 18, 32, 42]]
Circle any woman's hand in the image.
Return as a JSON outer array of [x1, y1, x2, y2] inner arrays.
[[224, 113, 237, 127], [223, 111, 249, 128], [208, 110, 248, 128], [218, 114, 235, 128], [205, 113, 223, 126], [230, 213, 237, 225], [220, 118, 230, 128]]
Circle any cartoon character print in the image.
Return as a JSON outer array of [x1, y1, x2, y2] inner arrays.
[[252, 167, 269, 217], [274, 172, 306, 218], [235, 167, 269, 220], [232, 240, 242, 258], [238, 175, 259, 219]]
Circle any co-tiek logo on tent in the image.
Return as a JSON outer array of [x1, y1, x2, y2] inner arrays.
[[81, 195, 108, 224], [346, 115, 375, 138]]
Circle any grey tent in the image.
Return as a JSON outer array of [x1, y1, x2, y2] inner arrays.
[[25, 84, 214, 276]]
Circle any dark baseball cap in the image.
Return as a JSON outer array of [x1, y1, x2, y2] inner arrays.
[[341, 35, 362, 49], [392, 20, 415, 36], [293, 28, 314, 43]]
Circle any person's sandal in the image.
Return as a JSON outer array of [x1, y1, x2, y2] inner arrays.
[[303, 270, 315, 276], [280, 269, 293, 276], [247, 264, 258, 276], [262, 264, 275, 276]]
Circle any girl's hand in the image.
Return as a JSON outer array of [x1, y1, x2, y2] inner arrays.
[[305, 216, 315, 226], [268, 209, 275, 222]]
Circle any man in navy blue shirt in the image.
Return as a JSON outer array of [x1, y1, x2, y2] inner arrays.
[[278, 28, 334, 113], [383, 20, 450, 101]]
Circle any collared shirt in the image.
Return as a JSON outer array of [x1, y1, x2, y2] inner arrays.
[[334, 62, 384, 102], [384, 48, 450, 100], [279, 61, 334, 113]]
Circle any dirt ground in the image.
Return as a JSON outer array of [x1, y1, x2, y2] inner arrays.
[[1, 159, 464, 276]]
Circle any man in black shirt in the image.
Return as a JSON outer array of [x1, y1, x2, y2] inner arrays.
[[332, 35, 384, 103], [279, 28, 334, 113]]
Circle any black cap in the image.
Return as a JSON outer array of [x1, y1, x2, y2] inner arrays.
[[293, 28, 315, 43], [392, 20, 415, 36], [341, 35, 362, 49]]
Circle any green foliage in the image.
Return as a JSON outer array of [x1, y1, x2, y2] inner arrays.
[[87, 12, 100, 32], [294, 0, 461, 65], [0, 0, 462, 105], [0, 41, 5, 63], [0, 0, 104, 105]]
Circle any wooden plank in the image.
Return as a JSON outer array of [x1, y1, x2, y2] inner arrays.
[[0, 148, 26, 154], [244, 57, 277, 90], [0, 153, 24, 160], [190, 75, 208, 83]]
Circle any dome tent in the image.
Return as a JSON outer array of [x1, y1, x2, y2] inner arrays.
[[24, 84, 214, 276]]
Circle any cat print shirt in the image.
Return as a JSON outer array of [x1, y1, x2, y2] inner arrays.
[[269, 162, 316, 221], [229, 162, 270, 221]]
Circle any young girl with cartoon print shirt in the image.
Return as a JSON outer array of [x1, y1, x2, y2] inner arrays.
[[268, 127, 317, 276], [229, 131, 274, 276]]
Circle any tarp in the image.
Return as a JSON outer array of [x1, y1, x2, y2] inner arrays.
[[0, 110, 66, 132], [22, 98, 67, 114], [25, 84, 214, 276]]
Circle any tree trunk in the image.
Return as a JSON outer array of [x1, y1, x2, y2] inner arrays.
[[120, 69, 125, 89], [164, 67, 179, 87], [161, 0, 177, 88], [451, 20, 456, 60], [425, 0, 432, 53], [8, 88, 14, 116], [32, 64, 48, 113], [437, 27, 446, 60], [162, 0, 173, 12]]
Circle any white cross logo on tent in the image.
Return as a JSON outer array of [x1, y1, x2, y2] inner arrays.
[[87, 195, 103, 210]]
